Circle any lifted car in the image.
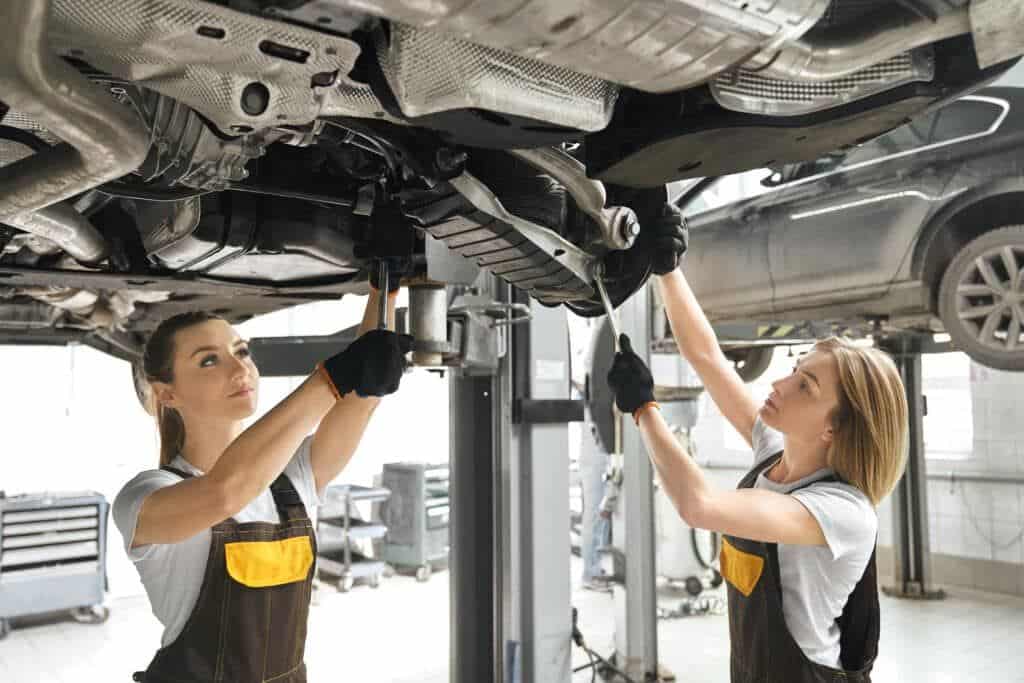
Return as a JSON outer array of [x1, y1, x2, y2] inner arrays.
[[680, 84, 1024, 376], [0, 0, 1021, 362]]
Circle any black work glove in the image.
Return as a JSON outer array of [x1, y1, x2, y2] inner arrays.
[[647, 203, 689, 275], [606, 334, 656, 415], [368, 257, 410, 293], [321, 329, 414, 398]]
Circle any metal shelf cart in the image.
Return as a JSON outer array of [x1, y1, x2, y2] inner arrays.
[[379, 463, 449, 582], [316, 484, 391, 592]]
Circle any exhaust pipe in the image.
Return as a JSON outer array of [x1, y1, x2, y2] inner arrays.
[[0, 0, 149, 222], [755, 7, 972, 82], [408, 285, 448, 367], [4, 201, 109, 264]]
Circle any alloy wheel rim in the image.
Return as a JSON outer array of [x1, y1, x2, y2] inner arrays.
[[956, 244, 1024, 352]]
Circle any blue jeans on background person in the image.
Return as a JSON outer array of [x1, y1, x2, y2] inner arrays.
[[580, 424, 611, 584]]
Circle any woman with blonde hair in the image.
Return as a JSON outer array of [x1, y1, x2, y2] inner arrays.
[[606, 215, 908, 683]]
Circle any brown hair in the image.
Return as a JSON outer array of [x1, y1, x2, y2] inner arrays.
[[814, 337, 909, 506], [142, 311, 224, 466]]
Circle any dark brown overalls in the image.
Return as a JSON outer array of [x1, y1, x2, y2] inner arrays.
[[134, 466, 317, 682], [720, 453, 880, 683]]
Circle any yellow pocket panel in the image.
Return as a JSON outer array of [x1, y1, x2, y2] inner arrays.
[[719, 538, 764, 597], [225, 536, 314, 588]]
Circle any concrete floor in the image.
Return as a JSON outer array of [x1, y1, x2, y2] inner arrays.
[[2, 561, 1023, 682]]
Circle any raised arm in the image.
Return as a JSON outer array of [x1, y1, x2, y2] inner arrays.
[[657, 269, 760, 448], [309, 287, 405, 491], [132, 372, 336, 547]]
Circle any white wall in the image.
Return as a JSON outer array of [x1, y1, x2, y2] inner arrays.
[[923, 361, 1024, 566]]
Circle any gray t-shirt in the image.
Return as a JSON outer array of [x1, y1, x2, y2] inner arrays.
[[749, 416, 877, 669], [112, 438, 323, 647]]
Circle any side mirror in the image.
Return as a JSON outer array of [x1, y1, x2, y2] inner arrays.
[[760, 171, 784, 188]]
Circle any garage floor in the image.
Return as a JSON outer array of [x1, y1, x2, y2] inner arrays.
[[2, 560, 1023, 682]]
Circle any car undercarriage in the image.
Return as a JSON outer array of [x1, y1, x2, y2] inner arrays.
[[0, 0, 1021, 360]]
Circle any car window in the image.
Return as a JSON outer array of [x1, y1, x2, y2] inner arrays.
[[925, 99, 1004, 143], [839, 117, 931, 166], [678, 168, 777, 215], [761, 97, 1005, 186]]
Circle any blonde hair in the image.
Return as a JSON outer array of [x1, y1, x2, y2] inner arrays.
[[814, 337, 908, 506]]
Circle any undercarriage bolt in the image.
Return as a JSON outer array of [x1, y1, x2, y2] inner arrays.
[[621, 215, 640, 241]]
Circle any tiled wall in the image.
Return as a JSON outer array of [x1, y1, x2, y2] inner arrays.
[[879, 361, 1024, 594]]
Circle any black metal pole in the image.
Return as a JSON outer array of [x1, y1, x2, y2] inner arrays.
[[449, 372, 498, 681]]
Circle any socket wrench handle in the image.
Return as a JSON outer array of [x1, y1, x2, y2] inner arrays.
[[592, 263, 621, 351], [375, 260, 389, 330]]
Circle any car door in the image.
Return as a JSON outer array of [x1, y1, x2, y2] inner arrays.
[[683, 170, 778, 319], [764, 114, 952, 312]]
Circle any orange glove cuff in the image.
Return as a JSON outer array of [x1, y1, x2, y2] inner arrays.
[[317, 362, 342, 401], [633, 401, 660, 426]]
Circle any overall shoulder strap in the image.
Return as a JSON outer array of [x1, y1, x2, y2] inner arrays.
[[160, 465, 194, 480], [269, 474, 309, 522], [738, 451, 783, 489], [786, 471, 841, 495]]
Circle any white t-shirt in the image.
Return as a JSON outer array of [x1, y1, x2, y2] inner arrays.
[[112, 438, 323, 648], [749, 416, 877, 669]]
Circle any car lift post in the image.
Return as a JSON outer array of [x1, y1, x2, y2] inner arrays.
[[610, 284, 662, 680], [449, 274, 576, 683], [878, 334, 945, 600]]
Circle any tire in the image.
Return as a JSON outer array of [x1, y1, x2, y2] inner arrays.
[[725, 346, 774, 383], [684, 576, 703, 597], [938, 226, 1024, 371]]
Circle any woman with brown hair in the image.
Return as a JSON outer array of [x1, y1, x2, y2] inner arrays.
[[113, 279, 411, 682], [607, 230, 908, 682]]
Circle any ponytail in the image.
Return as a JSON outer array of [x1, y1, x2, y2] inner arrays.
[[142, 311, 223, 466], [156, 405, 186, 467]]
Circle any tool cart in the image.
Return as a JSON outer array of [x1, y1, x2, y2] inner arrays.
[[316, 484, 391, 592], [0, 491, 110, 638], [379, 463, 449, 582]]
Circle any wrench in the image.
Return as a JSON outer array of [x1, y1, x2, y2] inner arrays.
[[591, 262, 621, 352], [375, 260, 389, 330]]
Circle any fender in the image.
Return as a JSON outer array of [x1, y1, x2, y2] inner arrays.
[[910, 177, 1024, 282]]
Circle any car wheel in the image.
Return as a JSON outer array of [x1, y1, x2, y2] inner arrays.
[[938, 226, 1024, 371], [724, 346, 774, 383]]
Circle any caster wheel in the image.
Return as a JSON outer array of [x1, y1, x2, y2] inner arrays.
[[710, 569, 724, 589], [337, 575, 355, 593], [382, 565, 396, 579], [369, 574, 381, 589], [0, 618, 10, 640], [684, 576, 703, 597], [415, 565, 432, 582], [71, 605, 110, 625]]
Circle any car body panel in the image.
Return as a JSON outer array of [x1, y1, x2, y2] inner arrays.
[[684, 88, 1023, 335]]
